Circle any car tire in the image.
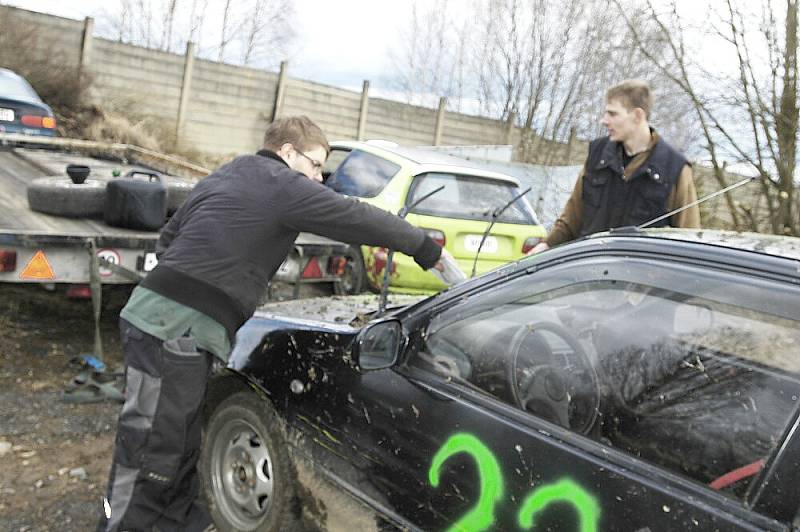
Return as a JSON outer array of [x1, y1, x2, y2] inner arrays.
[[27, 176, 194, 218], [201, 391, 300, 532], [333, 247, 368, 296], [166, 179, 195, 214], [27, 177, 106, 217]]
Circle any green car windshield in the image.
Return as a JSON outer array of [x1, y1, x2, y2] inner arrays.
[[407, 172, 538, 225]]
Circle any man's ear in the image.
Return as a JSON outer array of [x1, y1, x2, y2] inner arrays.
[[275, 142, 296, 167], [633, 107, 647, 123], [276, 142, 294, 158]]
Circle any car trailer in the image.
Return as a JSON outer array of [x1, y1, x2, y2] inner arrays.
[[0, 133, 352, 369]]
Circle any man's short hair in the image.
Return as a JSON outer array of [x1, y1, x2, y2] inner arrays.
[[263, 116, 330, 155], [606, 79, 653, 119]]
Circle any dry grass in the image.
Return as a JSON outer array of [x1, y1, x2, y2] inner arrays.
[[82, 108, 163, 151]]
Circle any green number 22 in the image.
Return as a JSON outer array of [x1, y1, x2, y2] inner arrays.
[[429, 433, 601, 532]]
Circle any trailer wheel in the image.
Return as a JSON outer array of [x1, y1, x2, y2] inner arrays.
[[27, 177, 106, 218], [333, 247, 368, 296]]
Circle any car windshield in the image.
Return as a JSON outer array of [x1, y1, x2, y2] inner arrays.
[[407, 172, 538, 225], [326, 150, 400, 198], [0, 72, 41, 103]]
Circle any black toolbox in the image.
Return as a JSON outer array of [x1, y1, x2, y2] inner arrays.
[[104, 170, 168, 231]]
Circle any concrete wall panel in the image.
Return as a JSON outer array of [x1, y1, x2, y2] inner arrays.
[[2, 6, 582, 165]]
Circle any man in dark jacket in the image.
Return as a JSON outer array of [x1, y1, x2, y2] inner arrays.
[[98, 116, 448, 531], [529, 79, 700, 254]]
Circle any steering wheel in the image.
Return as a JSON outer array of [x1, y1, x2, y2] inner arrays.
[[507, 321, 600, 434]]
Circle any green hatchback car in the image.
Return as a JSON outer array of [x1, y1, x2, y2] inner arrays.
[[323, 141, 547, 294]]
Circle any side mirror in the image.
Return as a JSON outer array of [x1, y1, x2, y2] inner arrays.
[[355, 319, 403, 371]]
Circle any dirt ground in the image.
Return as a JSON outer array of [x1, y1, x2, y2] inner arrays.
[[0, 283, 129, 531], [0, 282, 390, 532]]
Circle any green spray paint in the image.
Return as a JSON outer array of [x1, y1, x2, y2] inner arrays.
[[517, 478, 600, 532], [428, 433, 504, 532]]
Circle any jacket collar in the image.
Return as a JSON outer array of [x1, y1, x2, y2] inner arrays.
[[256, 149, 290, 168], [594, 129, 663, 181]]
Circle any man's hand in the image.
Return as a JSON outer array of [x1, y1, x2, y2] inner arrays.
[[526, 242, 550, 255], [432, 248, 466, 285]]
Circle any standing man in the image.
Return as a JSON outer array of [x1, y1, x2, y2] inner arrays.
[[99, 116, 450, 531], [529, 79, 700, 254]]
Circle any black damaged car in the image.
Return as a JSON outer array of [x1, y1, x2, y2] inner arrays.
[[201, 229, 800, 532]]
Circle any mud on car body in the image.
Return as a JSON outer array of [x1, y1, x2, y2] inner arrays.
[[202, 229, 800, 531]]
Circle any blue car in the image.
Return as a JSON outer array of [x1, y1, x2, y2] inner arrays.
[[0, 68, 56, 137]]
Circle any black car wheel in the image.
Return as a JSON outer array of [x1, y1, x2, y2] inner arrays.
[[201, 391, 298, 532]]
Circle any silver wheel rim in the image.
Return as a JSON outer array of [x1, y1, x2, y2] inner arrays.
[[210, 418, 275, 530]]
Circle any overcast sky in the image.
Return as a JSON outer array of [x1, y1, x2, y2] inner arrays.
[[2, 0, 413, 92]]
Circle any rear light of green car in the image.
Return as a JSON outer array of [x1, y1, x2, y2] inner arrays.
[[422, 228, 446, 247], [522, 237, 541, 254]]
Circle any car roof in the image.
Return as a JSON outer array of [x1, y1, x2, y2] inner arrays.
[[331, 140, 521, 186], [590, 227, 800, 261]]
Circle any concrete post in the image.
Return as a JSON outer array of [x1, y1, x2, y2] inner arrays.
[[272, 60, 288, 121], [433, 97, 447, 146], [175, 41, 196, 149], [565, 126, 577, 163], [79, 17, 94, 75], [357, 80, 370, 140], [505, 110, 517, 145]]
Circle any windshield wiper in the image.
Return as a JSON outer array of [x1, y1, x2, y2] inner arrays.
[[377, 185, 446, 316], [637, 175, 757, 229], [469, 186, 532, 278]]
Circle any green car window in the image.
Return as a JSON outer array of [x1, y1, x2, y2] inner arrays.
[[407, 172, 538, 224], [326, 150, 400, 198]]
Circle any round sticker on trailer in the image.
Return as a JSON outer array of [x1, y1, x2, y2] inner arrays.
[[97, 249, 121, 277]]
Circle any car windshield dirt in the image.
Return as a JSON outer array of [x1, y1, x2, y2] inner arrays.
[[407, 172, 537, 224]]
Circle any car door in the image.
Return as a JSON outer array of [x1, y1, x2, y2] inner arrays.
[[343, 250, 800, 531]]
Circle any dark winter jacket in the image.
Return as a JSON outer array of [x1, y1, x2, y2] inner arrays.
[[546, 131, 699, 247], [142, 150, 440, 339], [579, 135, 688, 236]]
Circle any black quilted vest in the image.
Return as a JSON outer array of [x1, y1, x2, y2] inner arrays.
[[579, 135, 687, 237]]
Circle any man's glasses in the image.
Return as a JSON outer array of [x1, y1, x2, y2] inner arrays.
[[296, 149, 324, 173]]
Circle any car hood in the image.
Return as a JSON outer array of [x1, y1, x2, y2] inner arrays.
[[252, 293, 425, 326]]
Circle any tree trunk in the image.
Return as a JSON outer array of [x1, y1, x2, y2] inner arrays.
[[777, 0, 798, 234]]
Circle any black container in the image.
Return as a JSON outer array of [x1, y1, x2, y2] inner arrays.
[[66, 164, 91, 184], [104, 170, 168, 231]]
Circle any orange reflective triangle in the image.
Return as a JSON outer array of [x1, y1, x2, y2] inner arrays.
[[20, 250, 56, 280]]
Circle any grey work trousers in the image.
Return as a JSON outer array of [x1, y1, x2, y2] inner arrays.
[[98, 319, 213, 532]]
